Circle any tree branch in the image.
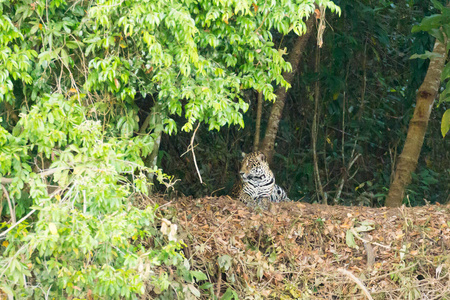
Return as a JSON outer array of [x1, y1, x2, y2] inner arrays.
[[338, 268, 374, 300], [1, 184, 16, 224], [0, 167, 67, 184]]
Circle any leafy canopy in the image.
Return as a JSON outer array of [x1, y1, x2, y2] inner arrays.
[[0, 0, 340, 299]]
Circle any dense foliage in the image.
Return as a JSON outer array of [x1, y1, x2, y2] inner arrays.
[[0, 0, 341, 298]]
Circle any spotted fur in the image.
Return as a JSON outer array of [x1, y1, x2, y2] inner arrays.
[[238, 152, 290, 208]]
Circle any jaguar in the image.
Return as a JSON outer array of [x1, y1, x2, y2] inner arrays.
[[238, 151, 290, 208]]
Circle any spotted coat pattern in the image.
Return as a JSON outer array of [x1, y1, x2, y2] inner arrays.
[[238, 152, 290, 208]]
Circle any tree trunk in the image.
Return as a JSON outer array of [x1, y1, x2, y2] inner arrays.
[[385, 39, 448, 207], [253, 92, 263, 152], [260, 17, 314, 164], [312, 47, 327, 204]]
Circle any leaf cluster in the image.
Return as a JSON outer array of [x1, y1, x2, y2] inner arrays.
[[0, 0, 340, 298]]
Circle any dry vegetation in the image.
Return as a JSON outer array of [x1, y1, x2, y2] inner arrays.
[[139, 195, 450, 299]]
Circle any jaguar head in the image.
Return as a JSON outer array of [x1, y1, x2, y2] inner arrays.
[[239, 152, 267, 182]]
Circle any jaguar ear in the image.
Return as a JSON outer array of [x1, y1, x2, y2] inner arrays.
[[241, 152, 247, 159], [257, 152, 266, 162]]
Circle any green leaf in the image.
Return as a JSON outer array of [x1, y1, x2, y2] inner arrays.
[[48, 222, 58, 235], [410, 51, 442, 60], [190, 270, 207, 281], [354, 223, 374, 232], [199, 282, 213, 290], [441, 63, 450, 81], [443, 24, 450, 40], [441, 109, 450, 137], [218, 255, 232, 271], [439, 82, 450, 104], [431, 0, 444, 11], [256, 265, 263, 280], [411, 14, 443, 33], [60, 48, 69, 67], [187, 284, 201, 297], [66, 41, 82, 49], [345, 229, 359, 249], [221, 288, 239, 300], [429, 28, 445, 43]]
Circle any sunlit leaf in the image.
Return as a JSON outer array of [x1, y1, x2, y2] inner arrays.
[[441, 109, 450, 137]]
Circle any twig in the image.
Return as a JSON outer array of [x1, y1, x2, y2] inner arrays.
[[350, 228, 391, 249], [366, 263, 418, 282], [1, 184, 16, 224], [0, 167, 67, 184], [83, 190, 87, 214], [180, 143, 199, 158], [254, 9, 270, 34], [211, 187, 225, 196], [155, 200, 174, 210], [338, 268, 373, 300], [216, 268, 222, 299], [0, 188, 62, 238], [187, 123, 203, 184], [189, 213, 235, 261]]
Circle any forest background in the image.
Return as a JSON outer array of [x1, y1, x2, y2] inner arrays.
[[160, 0, 449, 207], [0, 0, 449, 299]]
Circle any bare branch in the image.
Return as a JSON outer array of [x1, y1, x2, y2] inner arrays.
[[1, 184, 16, 224], [0, 167, 67, 184], [185, 123, 203, 184]]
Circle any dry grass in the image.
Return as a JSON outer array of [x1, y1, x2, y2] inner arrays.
[[138, 194, 450, 299]]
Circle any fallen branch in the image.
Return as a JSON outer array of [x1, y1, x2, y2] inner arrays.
[[338, 268, 373, 300]]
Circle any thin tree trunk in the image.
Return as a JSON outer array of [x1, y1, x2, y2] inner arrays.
[[260, 17, 314, 164], [253, 92, 263, 152], [385, 39, 447, 207], [312, 47, 327, 205], [335, 41, 366, 203], [4, 102, 19, 124], [357, 41, 368, 122]]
